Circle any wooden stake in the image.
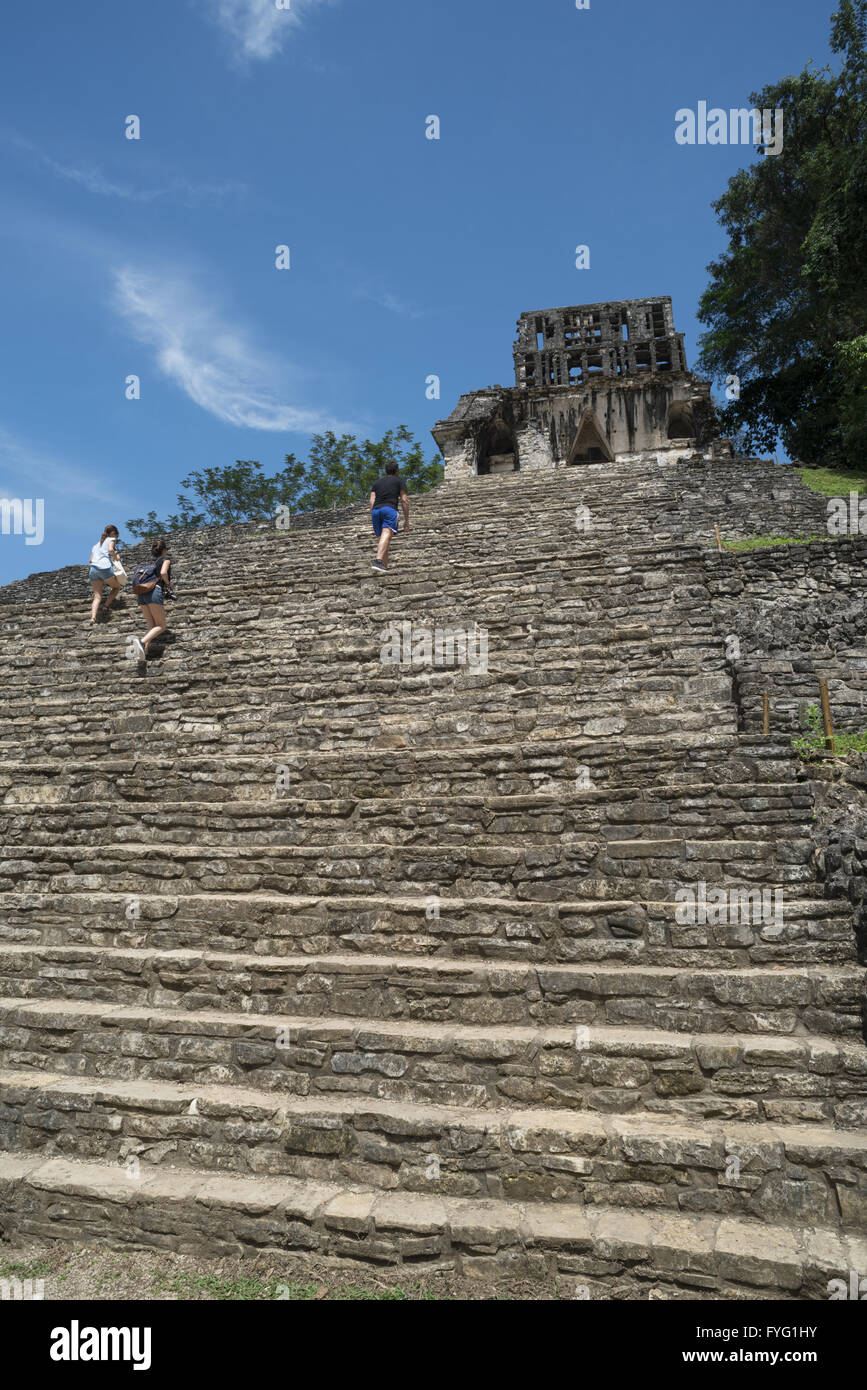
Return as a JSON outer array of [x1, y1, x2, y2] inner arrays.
[[714, 524, 723, 553], [819, 677, 835, 754], [762, 692, 769, 735]]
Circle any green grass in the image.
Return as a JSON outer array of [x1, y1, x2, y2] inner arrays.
[[722, 533, 831, 552], [0, 1257, 52, 1279], [792, 705, 867, 761], [149, 1271, 446, 1301], [795, 464, 867, 498], [716, 462, 867, 550]]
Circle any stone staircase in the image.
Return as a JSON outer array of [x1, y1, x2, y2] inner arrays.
[[0, 453, 865, 1298]]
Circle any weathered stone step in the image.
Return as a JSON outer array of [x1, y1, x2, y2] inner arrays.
[[1, 656, 729, 702], [10, 728, 755, 775], [0, 709, 739, 760], [2, 560, 715, 619], [4, 560, 715, 626], [6, 556, 714, 599], [0, 527, 708, 608], [0, 608, 722, 644], [0, 787, 817, 850], [2, 594, 720, 632], [0, 689, 732, 744], [0, 890, 852, 967], [0, 836, 821, 903], [1, 647, 730, 699], [2, 1071, 864, 1230], [0, 944, 860, 1035], [1, 1000, 865, 1124], [4, 565, 715, 619], [17, 578, 712, 624], [0, 737, 804, 802], [0, 715, 742, 766], [14, 520, 703, 580], [1, 1150, 859, 1293], [5, 646, 724, 684], [0, 776, 816, 821], [179, 493, 691, 541], [8, 606, 719, 652]]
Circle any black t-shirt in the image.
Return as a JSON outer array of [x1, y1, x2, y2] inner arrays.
[[372, 474, 406, 509], [151, 554, 171, 587]]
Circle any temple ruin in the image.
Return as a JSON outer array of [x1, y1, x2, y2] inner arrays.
[[432, 296, 730, 480]]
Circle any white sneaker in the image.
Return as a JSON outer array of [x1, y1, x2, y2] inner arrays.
[[132, 637, 146, 662]]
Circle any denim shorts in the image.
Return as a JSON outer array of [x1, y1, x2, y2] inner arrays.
[[371, 505, 399, 537], [89, 565, 114, 583], [137, 585, 164, 607]]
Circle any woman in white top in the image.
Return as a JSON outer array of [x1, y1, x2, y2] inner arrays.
[[88, 525, 121, 624]]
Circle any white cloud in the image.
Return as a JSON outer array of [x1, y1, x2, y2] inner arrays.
[[112, 266, 345, 433], [4, 134, 245, 205], [0, 425, 128, 510], [50, 161, 245, 206], [354, 284, 424, 319], [207, 0, 334, 62]]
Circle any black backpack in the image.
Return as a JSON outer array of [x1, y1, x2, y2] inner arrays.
[[130, 559, 164, 595]]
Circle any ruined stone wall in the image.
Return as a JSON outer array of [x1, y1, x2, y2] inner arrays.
[[435, 383, 720, 480], [436, 435, 476, 481], [812, 759, 867, 967], [702, 537, 867, 991], [434, 295, 723, 479], [514, 422, 553, 471], [513, 296, 687, 389], [536, 378, 715, 460], [706, 537, 867, 735]]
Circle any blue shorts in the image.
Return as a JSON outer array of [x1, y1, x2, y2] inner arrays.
[[371, 506, 399, 537], [89, 565, 113, 583], [137, 585, 164, 607]]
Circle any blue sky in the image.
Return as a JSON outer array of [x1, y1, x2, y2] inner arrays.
[[0, 0, 838, 583]]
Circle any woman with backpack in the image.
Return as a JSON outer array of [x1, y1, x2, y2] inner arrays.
[[88, 525, 122, 623], [130, 538, 173, 662]]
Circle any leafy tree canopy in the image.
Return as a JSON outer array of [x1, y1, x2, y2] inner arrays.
[[696, 0, 867, 468], [127, 428, 444, 538]]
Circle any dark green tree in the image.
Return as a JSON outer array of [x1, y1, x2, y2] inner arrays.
[[290, 427, 443, 512], [696, 0, 867, 467], [127, 428, 443, 537]]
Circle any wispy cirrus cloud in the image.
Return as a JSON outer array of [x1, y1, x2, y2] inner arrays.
[[112, 266, 347, 433], [206, 0, 337, 63], [0, 425, 128, 509], [0, 425, 130, 581], [353, 284, 425, 320], [3, 134, 245, 205]]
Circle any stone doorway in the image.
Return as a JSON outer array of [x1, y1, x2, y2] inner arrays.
[[666, 401, 695, 440], [567, 410, 614, 464], [477, 419, 518, 475]]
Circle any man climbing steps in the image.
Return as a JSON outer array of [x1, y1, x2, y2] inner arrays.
[[369, 461, 410, 573]]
